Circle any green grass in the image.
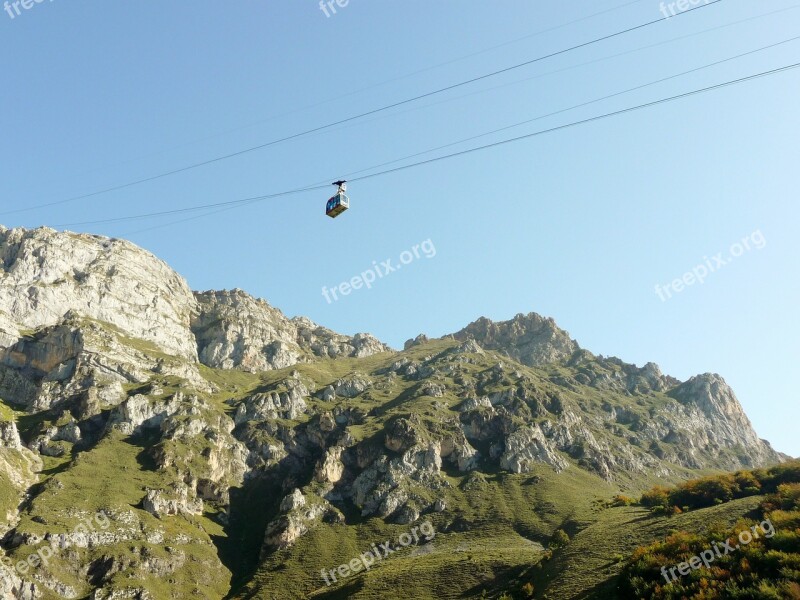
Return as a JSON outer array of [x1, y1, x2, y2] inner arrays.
[[8, 431, 232, 600], [0, 395, 18, 422], [530, 496, 763, 599], [199, 364, 263, 405], [233, 466, 616, 599], [0, 450, 36, 527]]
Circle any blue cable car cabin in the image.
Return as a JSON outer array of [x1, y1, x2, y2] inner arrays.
[[326, 180, 349, 218], [325, 192, 349, 218]]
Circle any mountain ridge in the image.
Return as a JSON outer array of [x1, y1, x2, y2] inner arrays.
[[0, 225, 785, 599]]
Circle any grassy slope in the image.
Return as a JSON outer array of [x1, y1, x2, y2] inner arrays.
[[533, 496, 763, 600], [236, 465, 615, 600], [7, 431, 231, 600]]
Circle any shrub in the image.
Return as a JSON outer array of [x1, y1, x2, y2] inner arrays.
[[610, 494, 635, 507], [776, 483, 800, 510], [734, 470, 762, 496], [669, 475, 737, 509], [550, 529, 570, 549], [641, 486, 670, 509], [617, 462, 800, 599]]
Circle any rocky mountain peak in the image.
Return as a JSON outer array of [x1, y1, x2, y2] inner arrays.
[[668, 373, 771, 457], [0, 227, 390, 375], [452, 312, 579, 366], [0, 226, 198, 361], [192, 288, 390, 372]]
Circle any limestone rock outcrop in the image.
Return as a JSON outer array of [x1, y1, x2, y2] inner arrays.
[[453, 312, 579, 367], [0, 226, 198, 360], [193, 289, 389, 372]]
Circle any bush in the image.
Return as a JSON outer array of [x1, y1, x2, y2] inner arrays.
[[776, 483, 800, 510], [758, 461, 800, 492], [641, 486, 670, 509], [550, 529, 570, 549], [669, 475, 737, 509], [610, 494, 635, 507], [617, 462, 800, 599], [735, 470, 763, 496]]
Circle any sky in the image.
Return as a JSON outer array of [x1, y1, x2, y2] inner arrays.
[[1, 0, 798, 456]]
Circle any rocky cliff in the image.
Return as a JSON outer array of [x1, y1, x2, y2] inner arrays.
[[0, 225, 783, 600], [193, 289, 389, 372], [0, 226, 198, 361], [453, 312, 579, 366]]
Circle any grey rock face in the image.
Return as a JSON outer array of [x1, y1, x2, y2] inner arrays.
[[0, 564, 39, 600], [314, 446, 345, 483], [567, 352, 680, 394], [0, 421, 22, 450], [668, 373, 779, 467], [404, 334, 429, 350], [264, 500, 341, 551], [500, 425, 569, 473], [1, 228, 390, 378], [142, 485, 204, 518], [0, 315, 211, 450], [0, 310, 19, 349], [156, 397, 248, 504], [333, 375, 372, 399], [280, 489, 306, 512], [439, 430, 479, 472], [193, 290, 389, 372], [453, 313, 579, 367], [234, 379, 310, 424], [192, 290, 303, 371], [107, 393, 183, 436], [0, 227, 198, 360], [90, 588, 153, 600]]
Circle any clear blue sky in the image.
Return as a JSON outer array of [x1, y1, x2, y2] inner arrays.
[[1, 0, 798, 456]]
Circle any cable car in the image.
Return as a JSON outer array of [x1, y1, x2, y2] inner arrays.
[[326, 180, 349, 218]]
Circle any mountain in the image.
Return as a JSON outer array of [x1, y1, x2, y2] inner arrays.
[[193, 289, 389, 372], [0, 226, 784, 600], [452, 312, 579, 367]]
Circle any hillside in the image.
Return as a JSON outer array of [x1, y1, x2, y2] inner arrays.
[[0, 226, 787, 600]]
